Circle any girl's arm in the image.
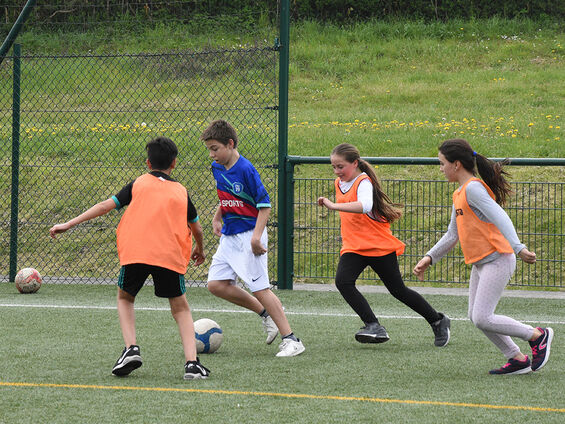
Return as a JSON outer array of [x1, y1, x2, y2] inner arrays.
[[413, 206, 459, 280], [466, 182, 535, 263], [466, 182, 525, 253], [318, 178, 372, 214], [317, 197, 363, 213], [425, 206, 459, 263]]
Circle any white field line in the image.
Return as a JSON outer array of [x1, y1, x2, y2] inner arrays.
[[1, 302, 565, 325]]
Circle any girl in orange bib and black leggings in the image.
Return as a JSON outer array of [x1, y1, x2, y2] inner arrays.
[[413, 138, 553, 375], [318, 143, 450, 347]]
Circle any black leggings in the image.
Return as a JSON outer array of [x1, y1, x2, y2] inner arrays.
[[335, 252, 440, 325]]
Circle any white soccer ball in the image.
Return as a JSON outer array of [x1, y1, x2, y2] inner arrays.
[[194, 318, 223, 354], [15, 268, 42, 293]]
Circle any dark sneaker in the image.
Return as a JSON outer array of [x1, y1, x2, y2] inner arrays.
[[112, 345, 142, 376], [184, 358, 210, 380], [431, 313, 451, 347], [529, 327, 554, 371], [489, 356, 532, 375], [355, 322, 390, 344]]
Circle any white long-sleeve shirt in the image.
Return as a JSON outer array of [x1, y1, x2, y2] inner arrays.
[[426, 180, 525, 265], [338, 173, 373, 214]]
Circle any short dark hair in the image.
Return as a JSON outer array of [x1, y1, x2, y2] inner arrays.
[[200, 119, 238, 148], [146, 136, 178, 170]]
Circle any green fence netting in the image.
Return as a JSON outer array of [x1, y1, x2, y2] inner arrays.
[[292, 175, 565, 288], [1, 46, 279, 285]]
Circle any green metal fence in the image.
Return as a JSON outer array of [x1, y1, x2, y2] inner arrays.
[[1, 45, 280, 285], [286, 156, 565, 289]]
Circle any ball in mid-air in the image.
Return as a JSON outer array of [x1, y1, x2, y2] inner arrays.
[[15, 268, 42, 293], [194, 318, 223, 353]]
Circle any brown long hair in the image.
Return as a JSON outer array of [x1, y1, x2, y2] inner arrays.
[[439, 139, 511, 205], [331, 143, 402, 223]]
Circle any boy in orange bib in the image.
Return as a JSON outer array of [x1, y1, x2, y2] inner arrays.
[[50, 136, 210, 379]]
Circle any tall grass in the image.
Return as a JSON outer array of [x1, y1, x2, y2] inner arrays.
[[11, 18, 564, 165], [287, 19, 564, 164]]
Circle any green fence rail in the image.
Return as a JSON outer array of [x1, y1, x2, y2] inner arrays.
[[285, 155, 565, 290], [1, 45, 280, 285]]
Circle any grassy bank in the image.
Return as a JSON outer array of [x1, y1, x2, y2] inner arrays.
[[13, 18, 565, 170]]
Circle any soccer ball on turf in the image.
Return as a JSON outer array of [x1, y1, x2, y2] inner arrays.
[[194, 318, 223, 353], [15, 268, 42, 293]]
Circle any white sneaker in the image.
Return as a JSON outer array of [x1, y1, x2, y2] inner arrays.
[[276, 338, 305, 357], [262, 315, 278, 345]]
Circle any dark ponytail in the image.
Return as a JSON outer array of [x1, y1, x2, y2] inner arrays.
[[332, 143, 402, 222], [439, 139, 511, 205]]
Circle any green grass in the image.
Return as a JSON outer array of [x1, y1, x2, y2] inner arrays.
[[5, 18, 564, 165], [1, 283, 564, 423], [7, 18, 564, 171], [287, 20, 564, 166]]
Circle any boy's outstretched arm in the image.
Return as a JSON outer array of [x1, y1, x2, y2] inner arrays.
[[49, 198, 116, 239], [189, 220, 205, 266]]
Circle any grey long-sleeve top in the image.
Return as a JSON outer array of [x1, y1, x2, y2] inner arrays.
[[426, 180, 526, 265]]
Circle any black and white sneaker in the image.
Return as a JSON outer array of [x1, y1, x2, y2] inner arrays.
[[355, 322, 390, 344], [183, 358, 210, 380], [431, 313, 451, 347], [112, 345, 142, 376]]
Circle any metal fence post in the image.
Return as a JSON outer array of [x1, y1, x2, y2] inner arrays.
[[284, 158, 295, 289], [9, 44, 21, 282], [277, 0, 291, 289], [0, 0, 37, 67]]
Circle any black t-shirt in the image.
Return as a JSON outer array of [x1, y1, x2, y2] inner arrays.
[[114, 171, 198, 223]]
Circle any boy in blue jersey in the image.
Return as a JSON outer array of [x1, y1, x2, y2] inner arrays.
[[201, 120, 305, 357]]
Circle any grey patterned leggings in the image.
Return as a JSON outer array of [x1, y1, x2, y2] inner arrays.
[[468, 253, 535, 359]]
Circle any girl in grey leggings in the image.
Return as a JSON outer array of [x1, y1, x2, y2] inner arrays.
[[413, 138, 554, 375]]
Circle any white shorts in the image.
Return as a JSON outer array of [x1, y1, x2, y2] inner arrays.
[[207, 229, 270, 292]]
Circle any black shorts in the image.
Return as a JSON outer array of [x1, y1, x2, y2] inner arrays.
[[118, 263, 186, 298]]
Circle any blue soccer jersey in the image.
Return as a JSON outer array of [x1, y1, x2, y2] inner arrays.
[[211, 155, 271, 235]]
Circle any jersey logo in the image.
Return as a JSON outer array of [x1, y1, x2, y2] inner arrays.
[[233, 182, 243, 193], [455, 208, 464, 216]]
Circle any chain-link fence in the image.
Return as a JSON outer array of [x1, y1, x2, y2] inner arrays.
[[292, 172, 565, 288], [1, 46, 279, 286]]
